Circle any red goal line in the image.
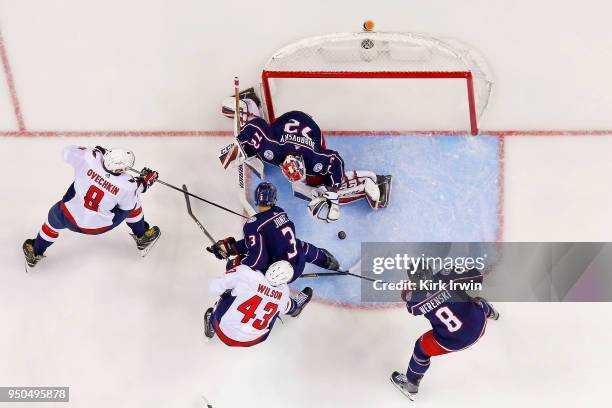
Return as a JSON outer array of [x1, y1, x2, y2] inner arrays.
[[1, 130, 611, 138]]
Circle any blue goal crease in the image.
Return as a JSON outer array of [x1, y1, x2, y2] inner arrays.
[[246, 134, 501, 305]]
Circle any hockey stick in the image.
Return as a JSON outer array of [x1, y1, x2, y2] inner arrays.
[[128, 168, 247, 219], [233, 76, 258, 217], [182, 184, 217, 244], [299, 270, 382, 283]]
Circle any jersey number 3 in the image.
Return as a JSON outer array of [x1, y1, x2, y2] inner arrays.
[[237, 295, 278, 330], [84, 185, 104, 211]]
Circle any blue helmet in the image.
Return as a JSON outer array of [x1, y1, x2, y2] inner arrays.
[[254, 182, 278, 207]]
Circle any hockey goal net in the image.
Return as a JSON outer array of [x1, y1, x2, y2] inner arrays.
[[261, 29, 493, 135]]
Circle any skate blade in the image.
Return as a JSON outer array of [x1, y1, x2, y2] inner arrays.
[[24, 261, 31, 273], [390, 378, 416, 401], [139, 232, 161, 258]]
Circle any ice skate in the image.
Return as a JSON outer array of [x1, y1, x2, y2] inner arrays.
[[474, 297, 500, 320], [390, 371, 419, 401], [376, 175, 392, 208], [131, 225, 161, 257], [289, 287, 313, 317], [204, 307, 215, 339], [22, 239, 44, 272]]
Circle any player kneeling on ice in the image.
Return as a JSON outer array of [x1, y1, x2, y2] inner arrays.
[[22, 146, 161, 270], [207, 182, 340, 282], [203, 261, 313, 347], [390, 267, 500, 401], [219, 91, 392, 223]]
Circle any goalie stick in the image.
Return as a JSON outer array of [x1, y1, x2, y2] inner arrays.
[[182, 184, 216, 244], [233, 77, 259, 217]]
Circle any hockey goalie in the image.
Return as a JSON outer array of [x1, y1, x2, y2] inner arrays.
[[219, 89, 392, 223]]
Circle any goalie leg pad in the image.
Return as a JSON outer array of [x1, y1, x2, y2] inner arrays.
[[221, 96, 262, 124], [363, 178, 381, 209], [335, 170, 378, 206]]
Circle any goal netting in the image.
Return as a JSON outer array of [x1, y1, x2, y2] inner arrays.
[[261, 30, 493, 135]]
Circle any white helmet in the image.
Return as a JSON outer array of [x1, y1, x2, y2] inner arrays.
[[265, 260, 294, 286], [103, 148, 135, 174]]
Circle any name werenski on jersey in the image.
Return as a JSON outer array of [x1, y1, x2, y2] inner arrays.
[[279, 133, 315, 150], [418, 290, 452, 314], [86, 169, 120, 195]]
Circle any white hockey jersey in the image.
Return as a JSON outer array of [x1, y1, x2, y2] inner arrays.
[[61, 146, 142, 232], [209, 265, 292, 346]]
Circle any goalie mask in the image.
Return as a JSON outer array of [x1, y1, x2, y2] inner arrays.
[[281, 154, 306, 183], [103, 148, 135, 174]]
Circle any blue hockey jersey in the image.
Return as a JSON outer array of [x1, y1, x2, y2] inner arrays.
[[406, 268, 487, 351], [234, 205, 305, 281], [237, 111, 345, 189]]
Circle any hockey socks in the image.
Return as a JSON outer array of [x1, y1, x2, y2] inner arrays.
[[34, 221, 61, 256], [407, 339, 431, 383], [127, 219, 148, 237]]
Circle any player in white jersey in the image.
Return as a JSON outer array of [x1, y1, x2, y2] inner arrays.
[[22, 145, 160, 270], [203, 261, 313, 347]]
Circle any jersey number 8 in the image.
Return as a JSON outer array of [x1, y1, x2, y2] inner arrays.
[[84, 185, 104, 211], [435, 306, 463, 333]]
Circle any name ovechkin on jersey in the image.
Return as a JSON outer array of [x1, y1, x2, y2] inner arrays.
[[279, 133, 315, 150], [86, 168, 120, 195]]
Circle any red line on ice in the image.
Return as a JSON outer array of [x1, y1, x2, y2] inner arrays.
[[2, 129, 612, 138], [0, 29, 25, 131]]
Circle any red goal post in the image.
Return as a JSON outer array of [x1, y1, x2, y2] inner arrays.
[[260, 30, 492, 135]]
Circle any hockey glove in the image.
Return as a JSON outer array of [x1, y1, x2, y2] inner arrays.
[[94, 145, 107, 155], [308, 191, 340, 223], [207, 237, 238, 260], [137, 167, 159, 192]]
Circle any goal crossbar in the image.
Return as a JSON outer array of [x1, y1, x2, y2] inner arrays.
[[261, 70, 478, 135]]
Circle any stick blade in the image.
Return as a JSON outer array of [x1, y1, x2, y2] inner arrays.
[[182, 184, 194, 215]]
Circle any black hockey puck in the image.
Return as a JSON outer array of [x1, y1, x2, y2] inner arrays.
[[338, 231, 347, 240]]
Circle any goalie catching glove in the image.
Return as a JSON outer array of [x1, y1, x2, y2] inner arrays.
[[308, 189, 340, 223]]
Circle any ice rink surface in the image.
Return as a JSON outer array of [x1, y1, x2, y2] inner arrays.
[[1, 0, 612, 407], [251, 134, 500, 304]]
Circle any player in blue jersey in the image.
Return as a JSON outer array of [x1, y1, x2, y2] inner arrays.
[[207, 182, 340, 282], [390, 267, 500, 401], [219, 92, 392, 223]]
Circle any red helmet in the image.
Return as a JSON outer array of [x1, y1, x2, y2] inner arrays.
[[281, 154, 306, 182]]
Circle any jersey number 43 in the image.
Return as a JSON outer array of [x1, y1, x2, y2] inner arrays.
[[237, 295, 278, 330]]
